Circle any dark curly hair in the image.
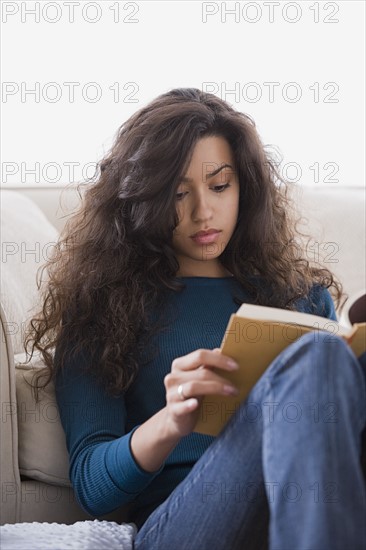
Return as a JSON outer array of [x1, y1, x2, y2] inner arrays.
[[24, 87, 345, 400]]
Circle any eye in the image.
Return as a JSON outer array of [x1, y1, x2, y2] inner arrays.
[[175, 182, 231, 201], [175, 191, 187, 201], [211, 183, 231, 193]]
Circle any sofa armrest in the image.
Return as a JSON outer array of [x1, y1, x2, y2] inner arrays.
[[0, 302, 21, 524]]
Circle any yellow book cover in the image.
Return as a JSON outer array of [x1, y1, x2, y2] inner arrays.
[[194, 303, 366, 437]]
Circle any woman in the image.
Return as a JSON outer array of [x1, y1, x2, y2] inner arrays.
[[26, 88, 366, 549]]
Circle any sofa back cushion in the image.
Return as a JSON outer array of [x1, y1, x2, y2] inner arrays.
[[293, 185, 365, 301], [15, 351, 71, 486], [0, 191, 59, 355]]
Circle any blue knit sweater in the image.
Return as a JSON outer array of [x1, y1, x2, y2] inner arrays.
[[54, 277, 337, 525]]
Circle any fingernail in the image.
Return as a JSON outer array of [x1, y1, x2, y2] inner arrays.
[[227, 359, 239, 370], [223, 385, 239, 395]]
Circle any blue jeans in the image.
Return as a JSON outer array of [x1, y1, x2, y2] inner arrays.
[[133, 332, 366, 550]]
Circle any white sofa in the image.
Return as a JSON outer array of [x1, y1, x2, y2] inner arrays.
[[0, 188, 130, 526], [0, 185, 365, 526]]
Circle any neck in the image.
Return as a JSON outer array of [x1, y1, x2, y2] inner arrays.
[[176, 266, 233, 278]]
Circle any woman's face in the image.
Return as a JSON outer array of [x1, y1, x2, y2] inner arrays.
[[172, 135, 240, 277]]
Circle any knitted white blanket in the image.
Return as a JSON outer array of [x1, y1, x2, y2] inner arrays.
[[0, 520, 137, 549]]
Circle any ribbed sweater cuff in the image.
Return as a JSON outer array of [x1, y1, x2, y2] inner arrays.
[[108, 425, 165, 494]]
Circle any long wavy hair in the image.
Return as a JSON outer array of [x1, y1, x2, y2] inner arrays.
[[25, 87, 345, 399]]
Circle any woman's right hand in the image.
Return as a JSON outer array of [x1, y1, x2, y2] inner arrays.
[[163, 348, 240, 438]]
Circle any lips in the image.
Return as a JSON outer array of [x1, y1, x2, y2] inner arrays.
[[190, 229, 222, 245], [191, 229, 221, 238]]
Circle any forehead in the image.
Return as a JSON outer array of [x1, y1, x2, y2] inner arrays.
[[180, 136, 236, 182], [189, 135, 234, 164]]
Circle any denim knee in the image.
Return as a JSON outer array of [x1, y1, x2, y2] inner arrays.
[[295, 329, 347, 351], [287, 329, 354, 359], [267, 329, 364, 386], [297, 329, 358, 366]]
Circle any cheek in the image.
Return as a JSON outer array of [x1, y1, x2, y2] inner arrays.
[[172, 207, 184, 238], [174, 204, 185, 229], [226, 189, 240, 218]]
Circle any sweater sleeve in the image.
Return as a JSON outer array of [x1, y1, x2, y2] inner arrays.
[[294, 284, 337, 321], [309, 285, 337, 321], [54, 342, 165, 517]]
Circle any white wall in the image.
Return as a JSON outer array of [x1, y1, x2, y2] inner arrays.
[[1, 0, 365, 189]]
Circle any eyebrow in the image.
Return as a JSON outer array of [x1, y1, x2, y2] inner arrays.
[[179, 163, 234, 183]]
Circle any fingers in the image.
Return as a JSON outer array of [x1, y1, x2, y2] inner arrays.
[[169, 398, 200, 417], [175, 380, 239, 400], [165, 368, 239, 407], [171, 348, 239, 373], [165, 363, 238, 394], [165, 349, 240, 420], [203, 347, 221, 368]]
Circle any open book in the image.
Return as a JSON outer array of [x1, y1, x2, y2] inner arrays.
[[193, 302, 366, 437]]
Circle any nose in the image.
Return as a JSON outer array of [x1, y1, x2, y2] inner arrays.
[[191, 191, 214, 223]]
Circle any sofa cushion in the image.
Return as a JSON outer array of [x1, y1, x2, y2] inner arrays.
[[15, 351, 71, 487], [292, 185, 365, 300], [0, 191, 59, 355]]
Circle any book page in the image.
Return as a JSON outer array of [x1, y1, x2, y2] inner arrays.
[[236, 303, 350, 336]]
